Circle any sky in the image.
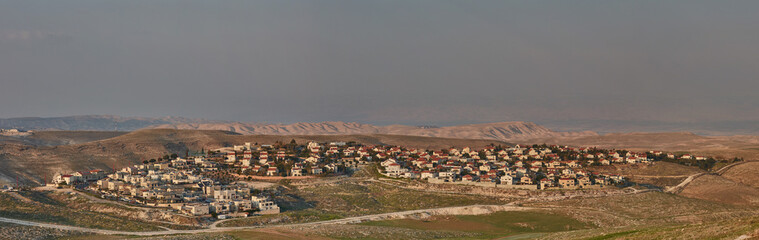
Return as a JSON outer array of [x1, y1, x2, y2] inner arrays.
[[1, 1, 758, 126]]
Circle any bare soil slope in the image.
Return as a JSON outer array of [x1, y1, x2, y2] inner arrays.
[[150, 121, 597, 142], [679, 174, 759, 206], [720, 162, 759, 189], [532, 132, 759, 159], [588, 162, 704, 187], [0, 129, 509, 185], [589, 161, 703, 177], [0, 131, 127, 146]]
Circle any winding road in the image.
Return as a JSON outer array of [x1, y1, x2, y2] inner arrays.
[[7, 162, 742, 236], [0, 204, 534, 236], [665, 161, 752, 194]]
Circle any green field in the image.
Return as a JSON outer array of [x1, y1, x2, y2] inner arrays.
[[356, 210, 591, 239], [526, 191, 756, 228], [541, 215, 759, 240], [219, 179, 510, 227]]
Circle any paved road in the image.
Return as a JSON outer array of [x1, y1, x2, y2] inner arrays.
[[0, 204, 534, 236], [664, 172, 706, 193], [665, 161, 752, 194], [715, 161, 750, 175]]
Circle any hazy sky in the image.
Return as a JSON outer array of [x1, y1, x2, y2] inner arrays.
[[2, 1, 758, 125]]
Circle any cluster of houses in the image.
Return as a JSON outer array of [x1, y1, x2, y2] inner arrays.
[[53, 156, 280, 218], [376, 145, 654, 190], [50, 140, 709, 218], [220, 141, 365, 177], [219, 141, 661, 190], [53, 169, 108, 185], [0, 185, 14, 192], [665, 152, 709, 161], [0, 128, 32, 136]]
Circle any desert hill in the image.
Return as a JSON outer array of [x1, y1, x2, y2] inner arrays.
[[679, 174, 759, 206], [0, 115, 596, 142], [675, 161, 759, 206], [150, 121, 597, 142], [0, 115, 214, 131], [530, 132, 759, 160], [0, 129, 510, 185], [543, 119, 759, 136], [0, 131, 127, 146]]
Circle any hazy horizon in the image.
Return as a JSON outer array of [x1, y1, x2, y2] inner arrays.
[[2, 1, 759, 127]]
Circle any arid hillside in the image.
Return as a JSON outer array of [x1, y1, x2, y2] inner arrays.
[[150, 121, 597, 142], [531, 132, 759, 159], [680, 174, 759, 206], [0, 129, 509, 185], [0, 131, 127, 146], [588, 161, 705, 188], [0, 115, 209, 131], [1, 115, 597, 142]]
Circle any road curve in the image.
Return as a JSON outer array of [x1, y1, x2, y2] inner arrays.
[[0, 204, 533, 236], [665, 160, 754, 194], [664, 172, 706, 193]]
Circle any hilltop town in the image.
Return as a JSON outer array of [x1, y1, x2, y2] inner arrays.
[[0, 128, 32, 136], [46, 139, 721, 222]]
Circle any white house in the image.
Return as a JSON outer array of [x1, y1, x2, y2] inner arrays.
[[251, 196, 280, 214]]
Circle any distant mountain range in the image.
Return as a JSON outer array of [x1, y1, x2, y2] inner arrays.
[[541, 120, 759, 136], [3, 115, 759, 185], [0, 115, 596, 142], [0, 115, 215, 131]]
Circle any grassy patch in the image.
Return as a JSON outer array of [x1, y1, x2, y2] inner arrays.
[[286, 181, 509, 217], [528, 191, 753, 226], [542, 214, 759, 240], [584, 230, 639, 240], [359, 210, 591, 239], [221, 179, 509, 227], [226, 229, 317, 240], [217, 209, 343, 227]]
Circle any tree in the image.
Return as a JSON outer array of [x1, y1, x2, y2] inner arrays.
[[171, 153, 178, 159], [478, 151, 487, 160], [149, 159, 156, 163]]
